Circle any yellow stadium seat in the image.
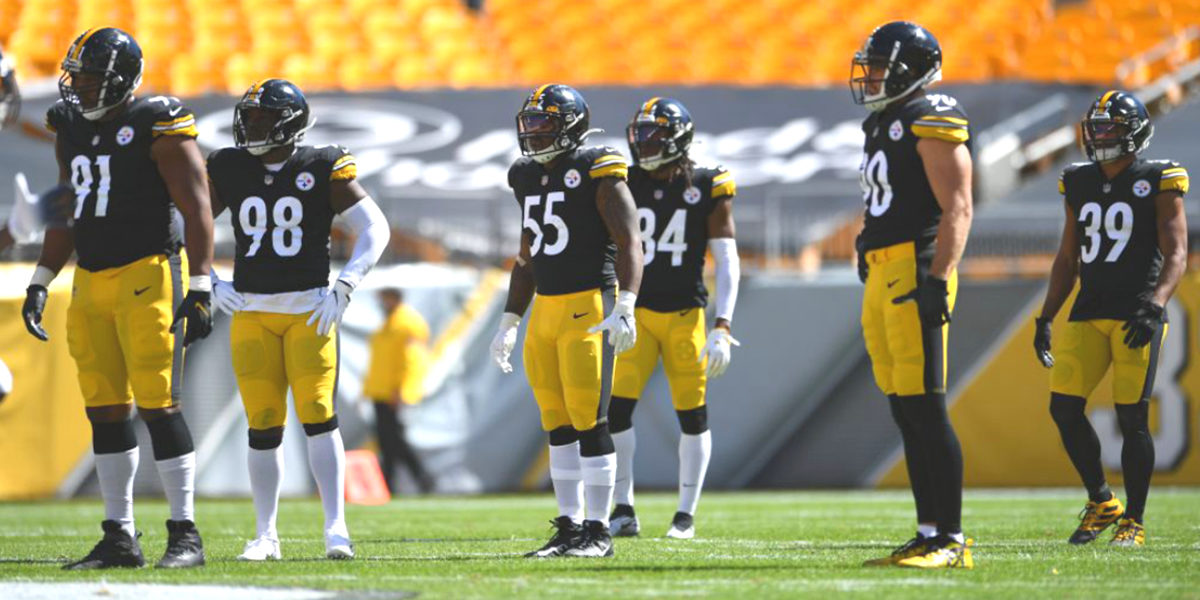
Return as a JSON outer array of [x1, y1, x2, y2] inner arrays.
[[224, 52, 281, 95], [338, 55, 393, 91]]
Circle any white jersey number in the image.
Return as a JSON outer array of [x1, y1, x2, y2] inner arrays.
[[70, 154, 113, 219], [860, 150, 893, 217], [523, 192, 570, 256], [638, 207, 688, 266], [1078, 201, 1133, 264], [239, 196, 305, 257]]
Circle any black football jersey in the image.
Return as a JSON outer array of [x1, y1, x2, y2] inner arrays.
[[508, 146, 627, 295], [46, 95, 196, 271], [857, 93, 971, 255], [1062, 158, 1189, 321], [627, 163, 736, 312], [207, 145, 358, 294]]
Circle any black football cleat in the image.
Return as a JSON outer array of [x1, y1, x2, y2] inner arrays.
[[609, 503, 640, 537], [63, 520, 146, 570], [565, 520, 614, 558], [665, 511, 695, 539], [156, 519, 206, 568], [1069, 497, 1124, 545], [525, 516, 582, 558]]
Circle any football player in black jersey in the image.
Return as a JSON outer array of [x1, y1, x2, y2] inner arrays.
[[1034, 91, 1187, 548], [207, 79, 390, 561], [20, 28, 213, 570], [850, 21, 974, 568], [605, 97, 739, 540], [490, 84, 643, 558]]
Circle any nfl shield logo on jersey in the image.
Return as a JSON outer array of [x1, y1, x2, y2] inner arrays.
[[564, 169, 582, 189], [296, 171, 316, 191], [116, 126, 135, 146], [1132, 179, 1151, 198]]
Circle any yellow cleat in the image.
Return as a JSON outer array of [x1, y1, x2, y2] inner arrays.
[[1069, 496, 1124, 545], [1110, 518, 1145, 547], [896, 538, 974, 569], [862, 536, 936, 567]]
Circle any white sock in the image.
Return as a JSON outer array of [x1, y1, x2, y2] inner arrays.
[[155, 452, 195, 522], [548, 442, 584, 523], [96, 448, 139, 538], [917, 523, 938, 539], [678, 430, 712, 516], [248, 446, 284, 540], [949, 532, 965, 544], [581, 453, 616, 525], [306, 429, 348, 537], [612, 428, 636, 507]]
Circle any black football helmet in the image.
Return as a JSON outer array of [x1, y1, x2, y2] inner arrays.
[[234, 78, 312, 156], [850, 21, 942, 112], [516, 84, 597, 164], [59, 28, 143, 121], [1081, 90, 1153, 163], [0, 45, 20, 130], [627, 97, 694, 171]]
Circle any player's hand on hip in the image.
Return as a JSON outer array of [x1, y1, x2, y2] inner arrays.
[[308, 280, 352, 337], [211, 275, 246, 315], [589, 291, 638, 354], [490, 312, 521, 374], [171, 290, 213, 347], [22, 284, 49, 341], [855, 234, 868, 284], [1033, 316, 1054, 368], [1122, 301, 1164, 349], [700, 326, 740, 378], [893, 276, 950, 329]]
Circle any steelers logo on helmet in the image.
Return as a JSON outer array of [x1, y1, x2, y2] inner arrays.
[[564, 168, 581, 189], [627, 97, 694, 171], [59, 28, 145, 121], [889, 120, 904, 141], [116, 125, 135, 146], [235, 78, 312, 157], [850, 21, 943, 113], [683, 186, 702, 205], [1082, 90, 1154, 163], [296, 171, 315, 191], [1132, 179, 1152, 198], [516, 84, 597, 165]]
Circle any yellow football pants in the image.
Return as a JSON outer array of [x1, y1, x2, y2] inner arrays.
[[860, 241, 958, 397], [231, 311, 339, 429], [1051, 319, 1166, 404], [66, 253, 186, 409], [613, 306, 707, 410], [523, 287, 614, 432]]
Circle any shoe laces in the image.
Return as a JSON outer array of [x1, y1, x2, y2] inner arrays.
[[1112, 520, 1140, 542], [1077, 502, 1107, 530]]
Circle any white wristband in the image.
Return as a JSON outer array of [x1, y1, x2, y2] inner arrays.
[[189, 275, 212, 292], [30, 265, 56, 288]]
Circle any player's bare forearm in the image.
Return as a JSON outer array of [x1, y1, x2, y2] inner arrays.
[[1151, 191, 1187, 307], [707, 197, 737, 239], [1039, 202, 1080, 320], [37, 227, 74, 273], [919, 138, 973, 279], [0, 228, 13, 253], [153, 136, 214, 275], [504, 233, 536, 316], [596, 177, 643, 294]]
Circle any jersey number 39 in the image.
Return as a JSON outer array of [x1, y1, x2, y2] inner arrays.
[[1078, 201, 1132, 264]]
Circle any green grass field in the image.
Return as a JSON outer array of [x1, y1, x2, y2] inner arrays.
[[1, 488, 1198, 599]]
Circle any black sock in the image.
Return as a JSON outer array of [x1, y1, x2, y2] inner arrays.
[[373, 402, 401, 493], [1049, 393, 1111, 502], [888, 395, 937, 525], [393, 416, 434, 492], [1116, 402, 1154, 522], [900, 393, 963, 535]]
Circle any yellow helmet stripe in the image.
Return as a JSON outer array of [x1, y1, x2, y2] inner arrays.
[[247, 79, 267, 101], [69, 28, 98, 61], [531, 83, 553, 105], [1099, 89, 1118, 108], [641, 97, 660, 116]]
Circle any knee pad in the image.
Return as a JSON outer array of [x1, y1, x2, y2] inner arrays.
[[578, 422, 615, 457], [92, 419, 138, 455], [248, 426, 284, 450], [608, 396, 637, 433], [1050, 393, 1088, 426], [675, 405, 708, 435], [1115, 402, 1149, 436], [143, 410, 194, 460], [548, 426, 578, 447], [303, 416, 339, 437]]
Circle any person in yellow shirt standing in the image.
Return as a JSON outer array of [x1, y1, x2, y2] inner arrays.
[[364, 288, 434, 494]]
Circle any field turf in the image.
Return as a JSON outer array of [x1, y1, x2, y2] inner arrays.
[[1, 488, 1198, 598]]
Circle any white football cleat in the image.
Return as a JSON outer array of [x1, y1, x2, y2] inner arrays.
[[608, 504, 640, 537], [665, 512, 695, 539], [325, 531, 355, 560], [237, 536, 281, 561]]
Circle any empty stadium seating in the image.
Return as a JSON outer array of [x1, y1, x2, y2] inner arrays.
[[0, 0, 1196, 94]]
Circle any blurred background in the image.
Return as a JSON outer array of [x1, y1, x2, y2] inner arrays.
[[1, 0, 1200, 501]]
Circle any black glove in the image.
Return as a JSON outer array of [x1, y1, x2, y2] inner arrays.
[[170, 290, 213, 347], [893, 276, 951, 329], [1034, 316, 1054, 368], [855, 234, 868, 284], [22, 284, 49, 341], [1122, 301, 1164, 349]]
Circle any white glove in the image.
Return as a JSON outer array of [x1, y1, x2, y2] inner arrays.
[[308, 280, 352, 336], [700, 327, 740, 378], [589, 291, 637, 354], [7, 173, 41, 243], [211, 272, 246, 315], [491, 312, 521, 374]]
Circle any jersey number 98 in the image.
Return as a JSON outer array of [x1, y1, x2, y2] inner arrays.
[[239, 196, 304, 258]]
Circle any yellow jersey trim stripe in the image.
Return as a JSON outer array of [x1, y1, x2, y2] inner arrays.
[[916, 115, 969, 125], [911, 124, 970, 143], [590, 164, 628, 179], [330, 164, 358, 181], [590, 159, 625, 171], [332, 155, 356, 169], [592, 154, 624, 165], [1058, 177, 1066, 194], [152, 115, 194, 129], [712, 181, 736, 198], [69, 29, 97, 61], [1161, 167, 1187, 176], [712, 172, 734, 185], [152, 124, 198, 138], [1161, 175, 1189, 193], [153, 119, 197, 132]]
